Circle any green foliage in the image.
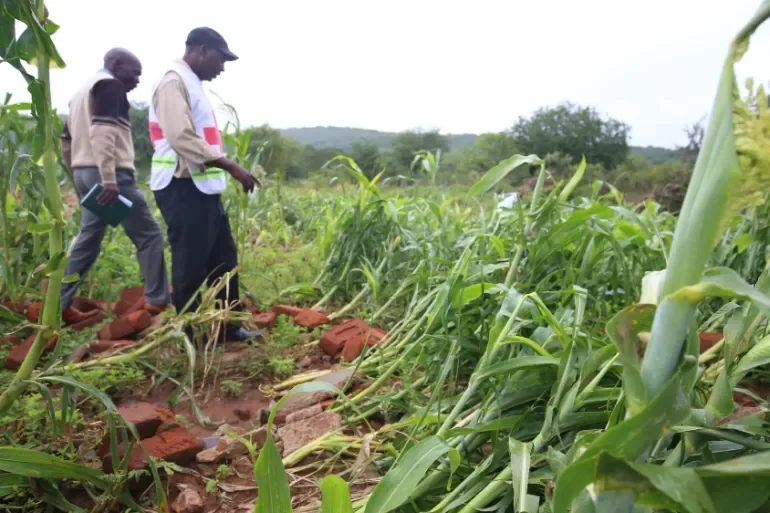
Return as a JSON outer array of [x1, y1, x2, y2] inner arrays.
[[350, 141, 382, 178], [456, 132, 523, 175], [511, 102, 631, 170], [129, 102, 152, 177], [384, 129, 450, 175], [220, 379, 243, 398]]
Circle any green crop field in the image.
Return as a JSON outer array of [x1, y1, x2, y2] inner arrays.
[[4, 2, 770, 513]]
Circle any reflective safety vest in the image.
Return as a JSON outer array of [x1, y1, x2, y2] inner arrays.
[[147, 60, 227, 195]]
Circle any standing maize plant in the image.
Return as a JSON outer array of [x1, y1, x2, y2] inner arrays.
[[0, 0, 68, 412], [554, 1, 770, 511]]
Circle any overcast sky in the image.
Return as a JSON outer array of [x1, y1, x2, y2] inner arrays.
[[2, 0, 769, 149]]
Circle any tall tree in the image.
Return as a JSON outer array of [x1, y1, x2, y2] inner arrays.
[[458, 132, 522, 173], [386, 129, 450, 175], [350, 141, 382, 178], [129, 103, 152, 174], [678, 117, 705, 166], [511, 102, 630, 170]]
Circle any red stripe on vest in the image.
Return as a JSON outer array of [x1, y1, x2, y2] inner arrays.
[[203, 126, 223, 150], [211, 110, 224, 151], [149, 122, 164, 147]]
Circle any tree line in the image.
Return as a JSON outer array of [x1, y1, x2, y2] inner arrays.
[[130, 101, 699, 199]]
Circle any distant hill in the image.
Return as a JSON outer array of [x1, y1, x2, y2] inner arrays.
[[278, 126, 478, 152], [279, 126, 682, 164], [631, 145, 684, 165]]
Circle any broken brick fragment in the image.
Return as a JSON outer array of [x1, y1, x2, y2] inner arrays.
[[99, 310, 151, 340], [69, 311, 105, 331], [253, 311, 277, 329], [26, 302, 43, 323], [1, 300, 26, 315], [293, 309, 330, 330], [112, 300, 133, 318], [320, 319, 378, 359], [272, 304, 302, 317], [366, 327, 389, 347], [1, 335, 23, 346], [142, 427, 204, 465], [4, 333, 58, 370], [117, 402, 166, 439], [341, 335, 366, 362], [101, 443, 150, 473], [120, 286, 145, 305], [126, 310, 152, 332], [98, 318, 133, 340], [699, 332, 724, 354], [114, 295, 147, 318], [97, 403, 176, 460], [319, 319, 367, 357], [71, 297, 103, 313], [320, 331, 346, 357]]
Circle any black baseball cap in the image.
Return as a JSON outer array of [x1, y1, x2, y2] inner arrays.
[[186, 27, 238, 61]]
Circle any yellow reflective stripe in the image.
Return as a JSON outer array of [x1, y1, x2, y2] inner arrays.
[[192, 168, 226, 180], [151, 156, 176, 169]]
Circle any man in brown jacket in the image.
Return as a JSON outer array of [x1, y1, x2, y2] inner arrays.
[[60, 49, 171, 324]]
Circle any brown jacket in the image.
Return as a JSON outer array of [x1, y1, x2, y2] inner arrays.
[[61, 70, 135, 184]]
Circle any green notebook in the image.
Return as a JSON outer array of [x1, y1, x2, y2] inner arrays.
[[80, 184, 133, 227]]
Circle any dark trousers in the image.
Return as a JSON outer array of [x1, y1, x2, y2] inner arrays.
[[62, 168, 170, 310], [153, 177, 239, 318]]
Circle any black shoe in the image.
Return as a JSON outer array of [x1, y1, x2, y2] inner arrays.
[[225, 326, 264, 343]]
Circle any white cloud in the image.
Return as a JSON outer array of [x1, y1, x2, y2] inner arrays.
[[1, 0, 769, 148]]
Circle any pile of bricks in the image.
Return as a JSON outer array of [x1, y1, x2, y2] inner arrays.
[[99, 286, 153, 340], [253, 304, 330, 331], [100, 402, 204, 473], [320, 319, 388, 361], [25, 296, 107, 331], [3, 287, 155, 370], [3, 333, 59, 370]]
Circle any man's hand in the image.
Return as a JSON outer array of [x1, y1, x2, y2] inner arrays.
[[229, 164, 260, 193], [97, 182, 119, 206], [206, 157, 262, 193]]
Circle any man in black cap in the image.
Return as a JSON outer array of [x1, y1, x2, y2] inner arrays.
[[148, 27, 261, 344]]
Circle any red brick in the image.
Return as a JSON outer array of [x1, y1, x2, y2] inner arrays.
[[341, 335, 365, 362], [1, 335, 23, 346], [366, 327, 389, 347], [99, 318, 134, 340], [333, 318, 369, 336], [97, 404, 177, 461], [320, 331, 347, 357], [114, 296, 146, 318], [1, 300, 26, 315], [126, 310, 152, 332], [120, 286, 145, 305], [71, 297, 102, 313], [272, 304, 302, 317], [293, 309, 330, 330], [26, 302, 43, 323], [69, 311, 105, 331], [699, 332, 724, 354], [117, 402, 165, 439], [319, 319, 367, 357], [254, 311, 277, 329], [142, 427, 203, 465], [112, 300, 133, 318], [4, 333, 58, 370], [90, 340, 137, 354], [102, 442, 150, 473]]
